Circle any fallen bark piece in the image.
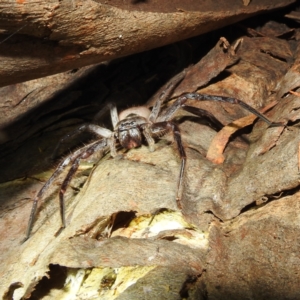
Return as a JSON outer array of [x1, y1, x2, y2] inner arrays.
[[147, 37, 240, 108], [173, 37, 240, 97], [205, 192, 300, 299]]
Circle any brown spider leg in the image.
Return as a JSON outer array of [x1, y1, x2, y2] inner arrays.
[[149, 121, 186, 209], [24, 140, 106, 242], [179, 93, 275, 125], [181, 105, 224, 128], [149, 71, 186, 123], [59, 139, 108, 230], [159, 93, 278, 126]]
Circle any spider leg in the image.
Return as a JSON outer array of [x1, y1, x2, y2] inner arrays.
[[109, 103, 119, 129], [52, 124, 89, 159], [59, 139, 108, 230], [92, 103, 120, 156], [149, 71, 186, 123], [24, 140, 107, 241], [92, 102, 119, 127], [53, 102, 117, 159], [52, 124, 113, 159], [158, 93, 275, 126], [149, 121, 186, 209], [180, 93, 274, 125], [180, 105, 224, 128]]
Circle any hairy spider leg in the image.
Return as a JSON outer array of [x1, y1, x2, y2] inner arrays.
[[24, 140, 107, 241], [109, 103, 119, 128], [148, 122, 186, 209], [145, 74, 187, 203], [149, 71, 185, 123], [178, 93, 274, 125], [25, 102, 119, 240], [179, 105, 224, 128], [52, 123, 113, 160], [92, 102, 119, 125], [59, 139, 108, 230], [52, 124, 91, 159], [52, 103, 118, 160], [153, 92, 278, 209]]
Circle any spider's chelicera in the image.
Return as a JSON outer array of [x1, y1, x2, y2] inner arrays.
[[24, 77, 277, 241]]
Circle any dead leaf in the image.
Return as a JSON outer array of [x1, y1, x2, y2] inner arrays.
[[206, 101, 280, 164]]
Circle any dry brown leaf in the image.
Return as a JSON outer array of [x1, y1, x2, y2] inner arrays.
[[206, 101, 280, 164]]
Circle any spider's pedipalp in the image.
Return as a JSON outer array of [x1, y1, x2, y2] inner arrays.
[[141, 124, 155, 152]]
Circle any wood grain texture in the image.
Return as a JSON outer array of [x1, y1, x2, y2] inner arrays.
[[0, 0, 296, 86]]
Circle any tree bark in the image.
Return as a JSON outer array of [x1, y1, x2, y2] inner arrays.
[[0, 0, 296, 86]]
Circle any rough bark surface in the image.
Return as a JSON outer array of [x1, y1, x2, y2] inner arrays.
[[0, 0, 296, 86], [205, 194, 300, 300]]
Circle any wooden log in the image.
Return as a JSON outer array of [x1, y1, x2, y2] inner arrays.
[[0, 0, 296, 86]]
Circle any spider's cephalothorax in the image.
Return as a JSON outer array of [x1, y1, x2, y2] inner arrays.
[[24, 76, 278, 241]]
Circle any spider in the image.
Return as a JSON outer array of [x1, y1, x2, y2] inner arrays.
[[24, 75, 276, 241]]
